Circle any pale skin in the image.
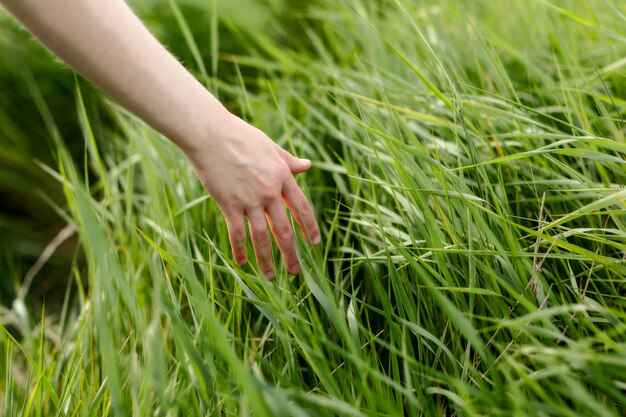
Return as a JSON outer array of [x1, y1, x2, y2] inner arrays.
[[0, 0, 321, 279]]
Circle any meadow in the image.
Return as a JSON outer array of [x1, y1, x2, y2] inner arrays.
[[1, 0, 626, 415]]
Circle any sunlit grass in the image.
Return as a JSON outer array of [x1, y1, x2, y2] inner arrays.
[[2, 0, 626, 415]]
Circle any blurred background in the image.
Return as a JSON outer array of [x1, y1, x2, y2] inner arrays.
[[2, 1, 625, 414], [0, 4, 83, 308]]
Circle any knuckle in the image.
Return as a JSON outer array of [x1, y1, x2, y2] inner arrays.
[[255, 232, 271, 248], [230, 228, 246, 242], [220, 202, 240, 217], [256, 184, 279, 203], [292, 191, 307, 209], [300, 202, 313, 216], [294, 200, 311, 218], [276, 225, 294, 242], [304, 224, 316, 237], [259, 190, 276, 203], [277, 166, 292, 183], [305, 212, 317, 227]]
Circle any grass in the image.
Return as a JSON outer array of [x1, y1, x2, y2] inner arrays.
[[1, 0, 626, 415]]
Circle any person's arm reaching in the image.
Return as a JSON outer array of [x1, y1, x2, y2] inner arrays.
[[0, 0, 320, 279]]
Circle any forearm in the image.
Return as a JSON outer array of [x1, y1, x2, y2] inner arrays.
[[0, 0, 223, 152]]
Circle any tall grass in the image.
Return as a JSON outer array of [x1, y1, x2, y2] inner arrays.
[[2, 0, 626, 415]]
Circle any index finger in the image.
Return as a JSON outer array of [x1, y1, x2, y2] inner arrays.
[[282, 178, 321, 245], [267, 201, 300, 275]]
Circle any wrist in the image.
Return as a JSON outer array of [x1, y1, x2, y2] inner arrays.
[[177, 94, 233, 158]]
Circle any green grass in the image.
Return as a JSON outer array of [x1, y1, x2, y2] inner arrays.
[[2, 0, 626, 415]]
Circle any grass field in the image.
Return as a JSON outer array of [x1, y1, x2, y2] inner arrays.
[[1, 0, 626, 415]]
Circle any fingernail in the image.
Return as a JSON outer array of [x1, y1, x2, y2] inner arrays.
[[265, 271, 275, 280], [312, 235, 321, 245], [289, 263, 301, 275]]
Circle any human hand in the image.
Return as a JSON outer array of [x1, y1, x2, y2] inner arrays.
[[184, 111, 321, 279]]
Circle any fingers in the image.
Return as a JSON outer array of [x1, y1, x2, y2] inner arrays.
[[225, 213, 247, 265], [274, 144, 311, 174], [222, 151, 318, 279], [267, 201, 300, 275], [246, 209, 275, 279], [282, 178, 321, 245]]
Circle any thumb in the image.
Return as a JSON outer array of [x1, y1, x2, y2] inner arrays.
[[274, 144, 312, 174]]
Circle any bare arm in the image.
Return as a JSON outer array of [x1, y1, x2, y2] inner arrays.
[[1, 0, 320, 278], [1, 0, 222, 149]]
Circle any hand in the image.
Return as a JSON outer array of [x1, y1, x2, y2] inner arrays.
[[185, 111, 321, 279]]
